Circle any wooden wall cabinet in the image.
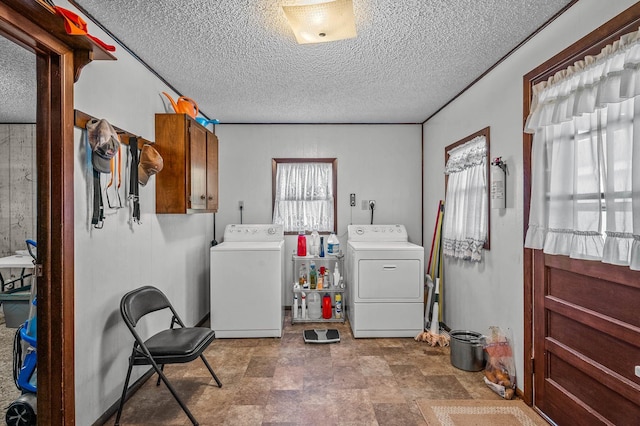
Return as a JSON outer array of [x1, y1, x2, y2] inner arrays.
[[155, 114, 218, 213]]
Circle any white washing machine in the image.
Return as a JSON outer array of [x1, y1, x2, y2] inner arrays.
[[210, 224, 284, 338], [347, 224, 424, 338]]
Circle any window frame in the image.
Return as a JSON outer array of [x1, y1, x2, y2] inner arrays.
[[272, 158, 338, 235], [444, 127, 491, 250]]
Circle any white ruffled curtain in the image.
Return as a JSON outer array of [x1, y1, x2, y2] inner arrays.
[[273, 162, 334, 232], [524, 29, 640, 270], [442, 136, 488, 262]]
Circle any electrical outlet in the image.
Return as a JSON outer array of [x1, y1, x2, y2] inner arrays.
[[362, 200, 368, 210], [369, 200, 376, 210], [239, 200, 244, 209], [350, 193, 356, 207]]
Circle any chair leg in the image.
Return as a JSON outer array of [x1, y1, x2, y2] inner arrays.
[[156, 364, 164, 386], [200, 354, 222, 388], [150, 360, 199, 426], [114, 358, 134, 426]]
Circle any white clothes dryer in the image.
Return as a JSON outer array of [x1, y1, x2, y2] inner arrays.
[[347, 224, 424, 338], [210, 224, 284, 338]]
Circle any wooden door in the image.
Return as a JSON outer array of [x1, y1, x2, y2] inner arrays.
[[189, 122, 207, 210], [533, 252, 640, 424], [523, 4, 640, 417], [206, 131, 218, 212]]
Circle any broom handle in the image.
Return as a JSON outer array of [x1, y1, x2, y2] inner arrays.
[[426, 200, 442, 277], [429, 203, 444, 279]]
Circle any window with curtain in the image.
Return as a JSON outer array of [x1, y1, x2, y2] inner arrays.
[[272, 159, 336, 233], [524, 30, 640, 271], [442, 134, 488, 262]]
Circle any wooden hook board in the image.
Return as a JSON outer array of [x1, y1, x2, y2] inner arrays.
[[74, 109, 153, 149]]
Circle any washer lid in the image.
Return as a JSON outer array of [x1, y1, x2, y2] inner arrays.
[[211, 241, 284, 251], [348, 241, 423, 251]]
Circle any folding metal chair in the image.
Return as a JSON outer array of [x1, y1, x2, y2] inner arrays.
[[115, 286, 222, 425]]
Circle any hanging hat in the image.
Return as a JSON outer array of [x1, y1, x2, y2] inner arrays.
[[138, 144, 164, 186], [86, 118, 121, 173]]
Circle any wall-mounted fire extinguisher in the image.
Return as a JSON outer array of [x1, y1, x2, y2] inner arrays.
[[490, 157, 507, 209]]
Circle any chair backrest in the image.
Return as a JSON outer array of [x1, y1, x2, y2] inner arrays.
[[121, 286, 171, 327]]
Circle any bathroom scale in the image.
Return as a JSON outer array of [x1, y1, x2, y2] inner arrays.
[[303, 329, 340, 343]]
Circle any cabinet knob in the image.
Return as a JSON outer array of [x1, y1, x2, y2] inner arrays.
[[208, 196, 214, 200], [200, 195, 206, 200]]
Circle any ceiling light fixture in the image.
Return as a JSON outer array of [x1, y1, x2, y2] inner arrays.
[[282, 0, 357, 45]]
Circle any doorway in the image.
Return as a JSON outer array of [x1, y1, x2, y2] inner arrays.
[[0, 1, 78, 423], [0, 35, 37, 419]]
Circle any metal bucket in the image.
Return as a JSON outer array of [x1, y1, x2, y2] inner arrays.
[[450, 330, 485, 371]]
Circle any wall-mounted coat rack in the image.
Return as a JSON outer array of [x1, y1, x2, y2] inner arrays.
[[74, 109, 153, 149]]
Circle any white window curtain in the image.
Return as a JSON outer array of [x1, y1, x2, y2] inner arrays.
[[273, 162, 334, 232], [442, 136, 488, 262], [524, 29, 640, 270]]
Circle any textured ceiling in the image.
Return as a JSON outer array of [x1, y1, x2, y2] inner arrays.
[[1, 0, 573, 124], [0, 37, 36, 123]]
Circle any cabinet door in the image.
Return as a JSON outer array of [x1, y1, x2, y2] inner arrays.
[[155, 114, 189, 213], [189, 123, 207, 210], [206, 132, 218, 212]]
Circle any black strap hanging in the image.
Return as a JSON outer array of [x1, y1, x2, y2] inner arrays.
[[128, 136, 141, 224], [91, 169, 105, 228]]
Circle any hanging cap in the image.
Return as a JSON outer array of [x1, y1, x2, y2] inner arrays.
[[138, 144, 164, 186], [86, 118, 121, 173]]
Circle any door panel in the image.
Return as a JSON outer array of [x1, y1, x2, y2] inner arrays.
[[206, 131, 218, 211], [189, 123, 206, 210], [534, 254, 640, 424]]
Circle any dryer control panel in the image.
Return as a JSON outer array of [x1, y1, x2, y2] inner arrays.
[[347, 224, 407, 242], [223, 224, 284, 242]]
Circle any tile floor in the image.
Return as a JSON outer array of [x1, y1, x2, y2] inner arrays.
[[108, 312, 505, 425]]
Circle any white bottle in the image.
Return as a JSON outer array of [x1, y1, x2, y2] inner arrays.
[[309, 229, 320, 256], [308, 292, 321, 319], [301, 292, 307, 319], [333, 261, 341, 287], [293, 286, 299, 319], [327, 233, 339, 255]]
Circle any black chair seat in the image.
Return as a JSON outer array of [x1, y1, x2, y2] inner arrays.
[[134, 328, 215, 364]]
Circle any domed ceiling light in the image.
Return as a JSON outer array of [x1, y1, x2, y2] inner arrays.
[[282, 0, 357, 44]]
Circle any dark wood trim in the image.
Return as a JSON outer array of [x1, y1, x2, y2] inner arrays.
[[522, 0, 640, 410], [444, 127, 491, 250], [44, 47, 75, 424], [532, 249, 546, 407], [522, 65, 535, 408], [272, 158, 338, 234]]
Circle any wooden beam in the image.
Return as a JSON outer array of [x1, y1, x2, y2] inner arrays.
[[74, 109, 153, 149]]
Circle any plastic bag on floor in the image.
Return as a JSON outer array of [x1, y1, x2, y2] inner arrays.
[[483, 326, 516, 399]]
